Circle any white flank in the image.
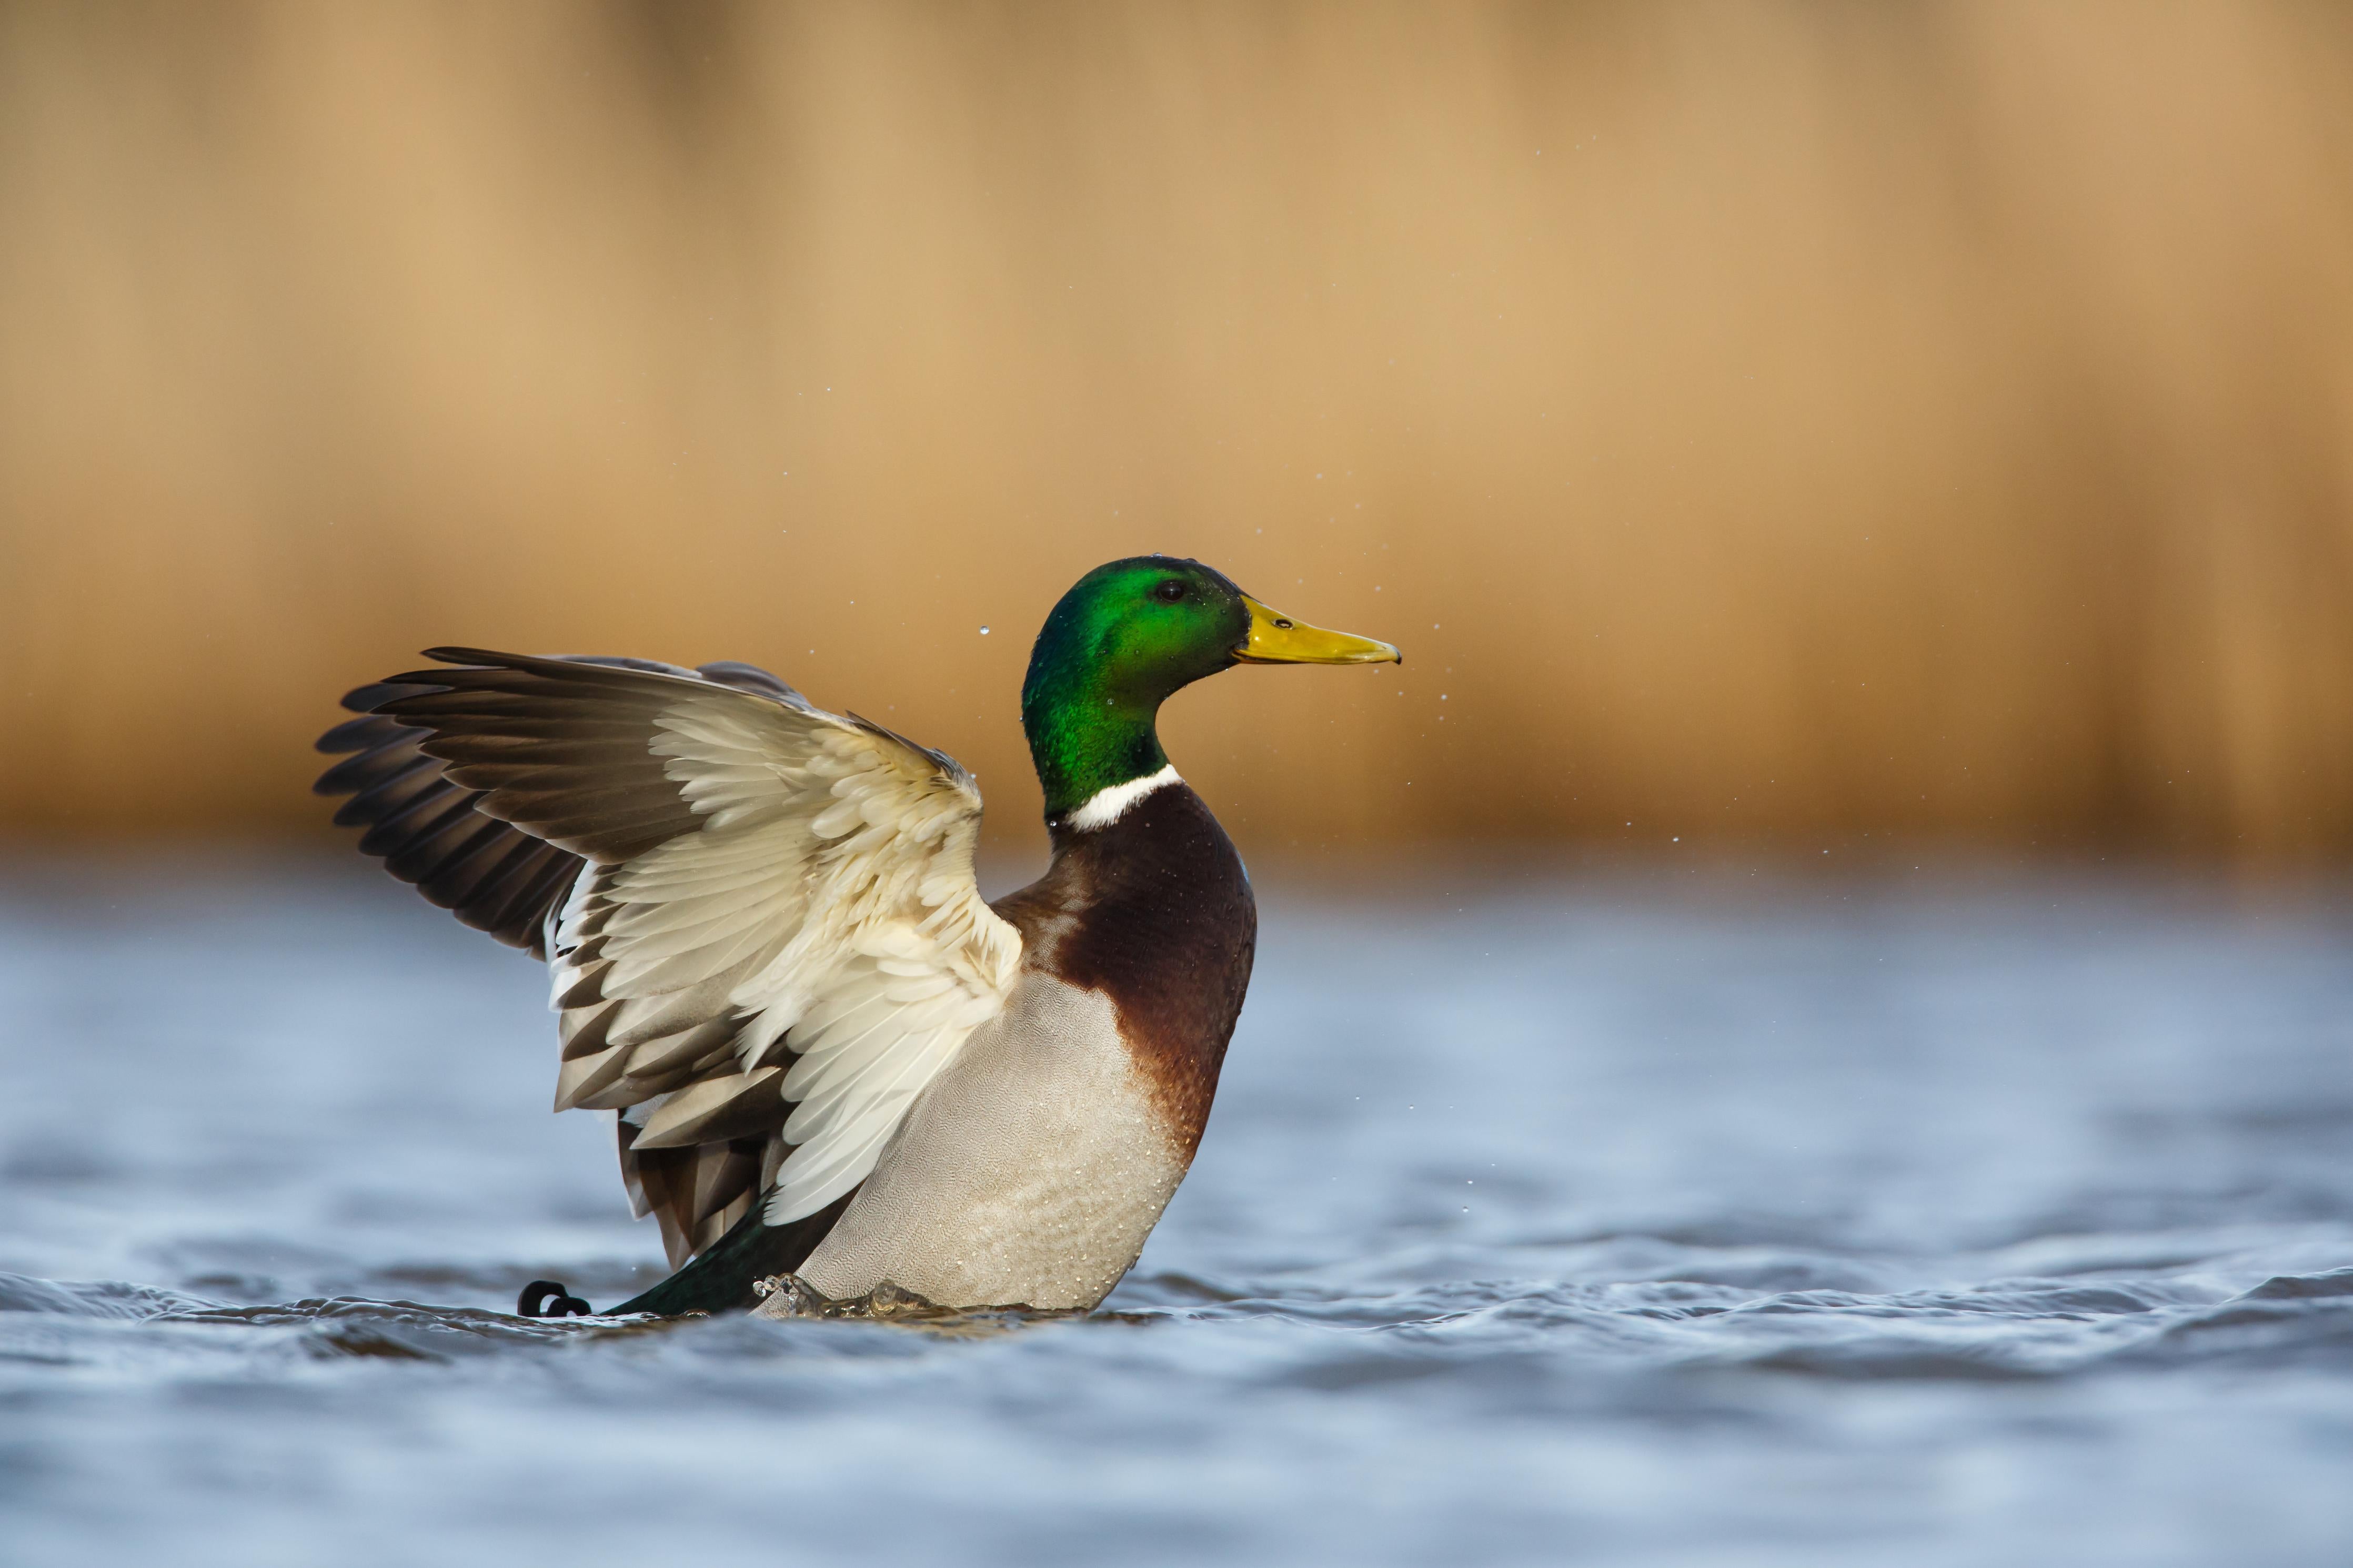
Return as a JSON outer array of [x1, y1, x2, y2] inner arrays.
[[1065, 764, 1181, 831], [786, 974, 1191, 1312]]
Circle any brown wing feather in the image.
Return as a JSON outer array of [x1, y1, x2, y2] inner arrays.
[[619, 1126, 787, 1268]]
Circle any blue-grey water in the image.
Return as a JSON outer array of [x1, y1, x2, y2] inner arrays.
[[2, 853, 2349, 1566]]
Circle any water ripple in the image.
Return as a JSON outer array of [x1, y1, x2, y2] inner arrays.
[[6, 865, 2353, 1565]]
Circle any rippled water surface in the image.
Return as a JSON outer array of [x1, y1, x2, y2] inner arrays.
[[4, 855, 2350, 1566]]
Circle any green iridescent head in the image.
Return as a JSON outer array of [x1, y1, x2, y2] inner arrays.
[[1020, 555, 1400, 823]]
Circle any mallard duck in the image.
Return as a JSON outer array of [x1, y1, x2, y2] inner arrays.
[[315, 555, 1398, 1316]]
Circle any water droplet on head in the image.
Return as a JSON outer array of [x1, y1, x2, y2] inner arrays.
[[979, 626, 991, 636]]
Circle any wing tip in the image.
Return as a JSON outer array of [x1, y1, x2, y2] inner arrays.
[[419, 645, 509, 668]]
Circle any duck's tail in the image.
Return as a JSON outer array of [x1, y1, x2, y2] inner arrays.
[[517, 1281, 592, 1318], [515, 1188, 859, 1318]]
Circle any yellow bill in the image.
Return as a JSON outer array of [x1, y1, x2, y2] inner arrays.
[[1234, 595, 1403, 665]]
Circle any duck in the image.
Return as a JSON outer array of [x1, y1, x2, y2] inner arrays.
[[314, 555, 1399, 1317]]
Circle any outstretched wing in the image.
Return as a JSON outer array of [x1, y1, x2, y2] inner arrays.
[[324, 648, 1021, 1266]]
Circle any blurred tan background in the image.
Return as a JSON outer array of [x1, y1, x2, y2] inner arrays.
[[4, 1, 2352, 866]]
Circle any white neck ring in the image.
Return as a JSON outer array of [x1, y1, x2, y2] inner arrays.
[[1064, 764, 1181, 831]]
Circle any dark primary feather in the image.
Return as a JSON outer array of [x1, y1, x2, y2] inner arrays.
[[314, 681, 587, 958]]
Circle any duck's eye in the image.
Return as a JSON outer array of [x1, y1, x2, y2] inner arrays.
[[1152, 580, 1186, 604]]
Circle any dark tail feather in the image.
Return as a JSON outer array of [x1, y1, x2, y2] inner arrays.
[[609, 1189, 859, 1317]]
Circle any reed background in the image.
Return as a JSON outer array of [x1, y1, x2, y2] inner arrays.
[[4, 1, 2352, 866]]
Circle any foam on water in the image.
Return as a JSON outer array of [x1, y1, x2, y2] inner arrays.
[[2, 855, 2350, 1565]]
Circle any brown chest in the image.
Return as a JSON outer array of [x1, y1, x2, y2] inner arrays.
[[990, 784, 1257, 1158]]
